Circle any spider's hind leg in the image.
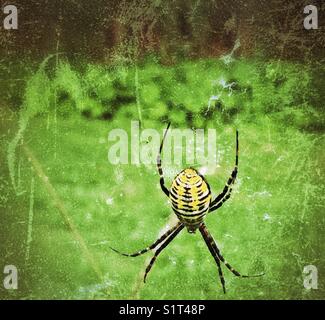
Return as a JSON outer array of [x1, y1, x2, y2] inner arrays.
[[209, 237, 265, 278], [144, 223, 184, 283], [109, 222, 182, 257], [199, 223, 227, 294], [199, 223, 264, 279]]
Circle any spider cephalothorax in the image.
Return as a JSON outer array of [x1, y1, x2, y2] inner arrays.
[[110, 123, 264, 293]]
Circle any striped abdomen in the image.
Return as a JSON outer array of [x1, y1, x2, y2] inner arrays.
[[170, 168, 211, 232]]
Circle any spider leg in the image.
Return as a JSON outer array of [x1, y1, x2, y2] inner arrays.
[[144, 222, 184, 283], [209, 130, 238, 213], [110, 222, 182, 257], [199, 223, 226, 293], [157, 122, 171, 197], [200, 223, 264, 278]]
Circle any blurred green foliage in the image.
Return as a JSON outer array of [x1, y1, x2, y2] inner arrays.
[[1, 56, 324, 300], [15, 56, 324, 131]]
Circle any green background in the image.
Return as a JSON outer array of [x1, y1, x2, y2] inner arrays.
[[0, 0, 324, 300]]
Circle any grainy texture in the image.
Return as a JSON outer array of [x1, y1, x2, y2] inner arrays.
[[0, 0, 324, 300]]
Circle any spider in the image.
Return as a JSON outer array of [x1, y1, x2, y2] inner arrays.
[[110, 123, 264, 293]]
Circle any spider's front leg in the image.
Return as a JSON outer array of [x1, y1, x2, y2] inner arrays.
[[209, 130, 238, 213]]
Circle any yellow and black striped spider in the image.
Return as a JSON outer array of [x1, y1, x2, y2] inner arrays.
[[110, 123, 264, 293]]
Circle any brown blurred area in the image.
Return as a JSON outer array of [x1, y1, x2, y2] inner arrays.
[[0, 0, 324, 63]]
